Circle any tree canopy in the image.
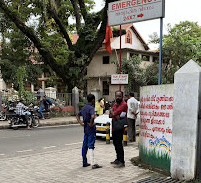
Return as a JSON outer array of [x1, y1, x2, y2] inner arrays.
[[0, 0, 117, 91], [162, 21, 201, 83], [149, 21, 201, 84]]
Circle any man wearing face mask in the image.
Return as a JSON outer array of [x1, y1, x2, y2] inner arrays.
[[109, 91, 128, 168]]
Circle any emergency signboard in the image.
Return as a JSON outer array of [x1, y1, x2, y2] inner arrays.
[[108, 0, 165, 26], [111, 74, 128, 84]]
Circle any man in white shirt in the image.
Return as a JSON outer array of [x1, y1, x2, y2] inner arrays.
[[127, 92, 139, 142]]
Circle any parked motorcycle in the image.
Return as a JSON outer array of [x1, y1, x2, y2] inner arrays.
[[9, 107, 40, 130], [1, 101, 17, 121], [29, 107, 40, 128], [0, 111, 6, 121]]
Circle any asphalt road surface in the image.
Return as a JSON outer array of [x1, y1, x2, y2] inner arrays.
[[0, 125, 84, 159]]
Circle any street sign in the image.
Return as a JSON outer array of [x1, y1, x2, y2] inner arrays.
[[111, 74, 128, 84], [108, 0, 165, 26]]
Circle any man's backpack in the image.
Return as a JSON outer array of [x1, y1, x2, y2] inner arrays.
[[46, 98, 53, 105]]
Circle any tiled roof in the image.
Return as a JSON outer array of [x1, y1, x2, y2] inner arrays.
[[71, 24, 149, 50]]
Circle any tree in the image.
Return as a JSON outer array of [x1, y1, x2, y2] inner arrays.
[[0, 28, 42, 88], [0, 0, 117, 91], [112, 56, 145, 92], [149, 21, 201, 83], [16, 66, 26, 98], [112, 55, 162, 94]]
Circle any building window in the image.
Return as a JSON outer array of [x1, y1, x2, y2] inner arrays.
[[103, 81, 109, 95], [125, 30, 132, 44], [142, 55, 150, 61], [103, 56, 110, 64]]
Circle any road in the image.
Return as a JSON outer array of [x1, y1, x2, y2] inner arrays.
[[0, 124, 84, 158], [0, 124, 157, 183]]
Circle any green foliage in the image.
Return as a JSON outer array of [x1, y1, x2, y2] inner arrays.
[[0, 29, 42, 86], [0, 0, 109, 92], [22, 91, 36, 105], [47, 75, 60, 87], [112, 27, 126, 37], [149, 21, 201, 84], [162, 21, 201, 82], [79, 99, 87, 110], [163, 21, 201, 64], [16, 66, 36, 103], [112, 55, 160, 90], [49, 107, 73, 117], [16, 66, 26, 98], [112, 55, 143, 89]]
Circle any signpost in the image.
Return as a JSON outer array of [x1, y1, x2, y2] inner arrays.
[[111, 74, 128, 85], [108, 0, 165, 86]]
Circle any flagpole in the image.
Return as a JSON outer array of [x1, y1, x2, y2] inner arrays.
[[119, 24, 122, 91]]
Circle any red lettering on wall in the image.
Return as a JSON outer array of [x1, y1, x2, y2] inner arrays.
[[140, 94, 173, 139]]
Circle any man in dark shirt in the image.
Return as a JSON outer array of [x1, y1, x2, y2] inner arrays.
[[109, 91, 128, 168], [76, 94, 102, 169]]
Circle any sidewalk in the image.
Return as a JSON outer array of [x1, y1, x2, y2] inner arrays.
[[0, 140, 162, 183], [0, 116, 167, 183], [0, 116, 78, 129]]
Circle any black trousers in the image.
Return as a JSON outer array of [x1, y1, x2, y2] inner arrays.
[[112, 129, 124, 164], [127, 118, 136, 142], [21, 115, 29, 126]]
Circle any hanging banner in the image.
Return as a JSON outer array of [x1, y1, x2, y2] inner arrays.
[[108, 0, 165, 26]]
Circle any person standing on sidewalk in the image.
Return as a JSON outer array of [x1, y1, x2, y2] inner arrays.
[[95, 98, 105, 116], [127, 92, 139, 142], [76, 94, 102, 169], [109, 91, 128, 168]]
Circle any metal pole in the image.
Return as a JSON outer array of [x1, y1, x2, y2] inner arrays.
[[0, 92, 2, 112], [119, 24, 122, 91], [158, 17, 163, 85]]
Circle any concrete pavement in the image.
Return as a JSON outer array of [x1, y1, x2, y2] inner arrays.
[[0, 116, 165, 183], [0, 139, 161, 183]]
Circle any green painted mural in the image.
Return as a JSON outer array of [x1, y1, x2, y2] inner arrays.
[[139, 145, 171, 171]]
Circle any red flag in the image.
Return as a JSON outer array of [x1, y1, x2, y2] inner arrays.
[[105, 18, 112, 54]]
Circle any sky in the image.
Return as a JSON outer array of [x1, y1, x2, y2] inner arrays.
[[93, 0, 201, 50]]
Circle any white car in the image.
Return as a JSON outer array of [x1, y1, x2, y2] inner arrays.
[[95, 110, 140, 138], [95, 112, 112, 137]]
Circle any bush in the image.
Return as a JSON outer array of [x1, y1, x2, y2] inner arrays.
[[79, 99, 87, 110], [49, 106, 75, 117]]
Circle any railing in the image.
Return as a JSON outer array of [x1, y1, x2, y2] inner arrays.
[[1, 91, 73, 107], [45, 92, 72, 106]]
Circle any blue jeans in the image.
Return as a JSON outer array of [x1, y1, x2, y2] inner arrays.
[[82, 133, 96, 166], [39, 106, 44, 118]]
